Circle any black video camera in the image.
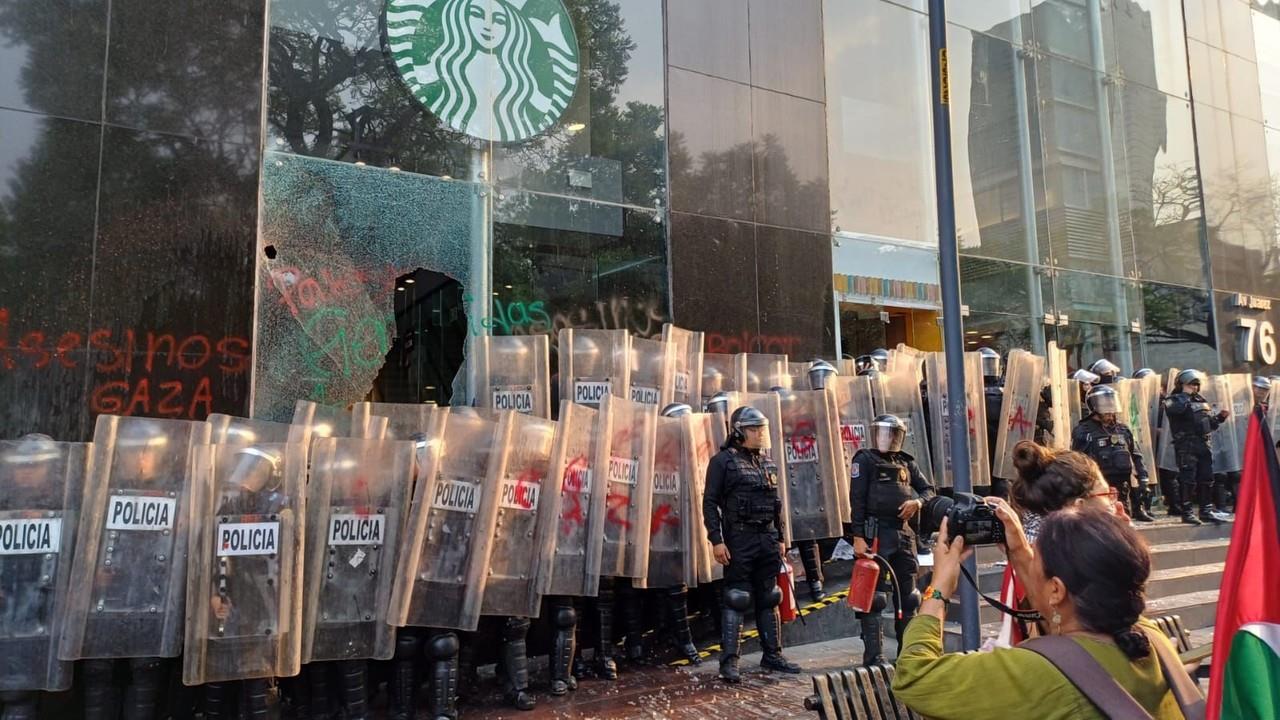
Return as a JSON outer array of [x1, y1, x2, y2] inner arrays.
[[921, 492, 1006, 546]]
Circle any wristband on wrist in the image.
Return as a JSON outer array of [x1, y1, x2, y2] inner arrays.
[[922, 585, 951, 606]]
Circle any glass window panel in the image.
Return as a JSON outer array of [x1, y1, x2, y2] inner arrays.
[[667, 68, 754, 221], [947, 25, 1048, 263], [1049, 269, 1140, 326], [0, 0, 108, 123], [1030, 0, 1104, 69], [962, 313, 1042, 357], [751, 87, 829, 233], [825, 0, 935, 243], [1256, 12, 1280, 128], [1226, 53, 1264, 122], [668, 213, 758, 344], [667, 0, 749, 83], [946, 0, 1032, 46], [1219, 0, 1256, 61], [1140, 282, 1219, 373], [748, 0, 824, 102], [1188, 40, 1231, 111], [1183, 0, 1224, 46], [1052, 320, 1141, 374], [1102, 0, 1192, 99], [756, 227, 835, 359], [959, 256, 1048, 316]]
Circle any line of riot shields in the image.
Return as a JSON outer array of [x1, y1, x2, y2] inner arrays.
[[2, 327, 1270, 717]]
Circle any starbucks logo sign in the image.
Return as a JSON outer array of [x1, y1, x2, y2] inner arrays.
[[385, 0, 581, 143]]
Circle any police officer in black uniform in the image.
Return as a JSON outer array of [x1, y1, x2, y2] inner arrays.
[[702, 406, 801, 683], [1072, 385, 1154, 522], [1163, 370, 1231, 526], [847, 414, 934, 666]]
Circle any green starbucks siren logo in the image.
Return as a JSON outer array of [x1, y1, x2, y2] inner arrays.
[[385, 0, 580, 142]]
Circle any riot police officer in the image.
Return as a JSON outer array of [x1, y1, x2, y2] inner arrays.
[[870, 349, 890, 373], [978, 348, 1009, 499], [1089, 359, 1121, 385], [1072, 386, 1154, 522], [847, 415, 934, 666], [702, 407, 800, 683], [1253, 376, 1271, 414], [791, 360, 841, 603], [1164, 370, 1231, 526], [854, 355, 878, 377]]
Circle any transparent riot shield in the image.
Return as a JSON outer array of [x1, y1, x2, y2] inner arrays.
[[924, 353, 990, 489], [832, 376, 875, 463], [639, 416, 692, 589], [1227, 374, 1252, 467], [471, 334, 551, 418], [594, 395, 657, 580], [483, 413, 557, 618], [390, 410, 501, 632], [537, 401, 606, 598], [662, 323, 705, 408], [738, 353, 788, 393], [292, 400, 353, 444], [1156, 368, 1181, 473], [889, 345, 926, 380], [1204, 374, 1247, 474], [302, 438, 413, 663], [682, 413, 719, 585], [183, 441, 306, 684], [0, 438, 87, 692], [1113, 379, 1156, 478], [351, 402, 439, 442], [701, 353, 739, 408], [207, 415, 294, 447], [60, 416, 210, 662], [558, 328, 631, 410], [630, 336, 676, 408], [1067, 379, 1084, 427], [876, 369, 935, 485], [992, 350, 1047, 481], [1045, 342, 1071, 450], [775, 390, 844, 541], [739, 393, 792, 545]]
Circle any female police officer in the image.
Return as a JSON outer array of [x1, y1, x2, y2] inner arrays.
[[702, 406, 802, 683]]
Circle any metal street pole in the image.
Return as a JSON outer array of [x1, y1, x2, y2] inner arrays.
[[927, 0, 980, 651]]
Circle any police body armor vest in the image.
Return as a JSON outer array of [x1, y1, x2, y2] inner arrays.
[[1166, 392, 1214, 440], [727, 449, 781, 528], [1079, 420, 1132, 477], [864, 450, 912, 519]]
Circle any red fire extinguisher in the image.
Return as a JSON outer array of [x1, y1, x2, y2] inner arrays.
[[778, 560, 799, 623], [847, 539, 882, 613]]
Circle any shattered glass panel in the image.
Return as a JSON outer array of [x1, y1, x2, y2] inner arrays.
[[255, 151, 485, 420]]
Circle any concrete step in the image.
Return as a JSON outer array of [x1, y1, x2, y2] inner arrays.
[[1151, 538, 1230, 570], [1144, 589, 1220, 631]]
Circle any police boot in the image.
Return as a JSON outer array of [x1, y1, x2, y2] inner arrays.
[[549, 599, 578, 695], [1180, 481, 1202, 525], [757, 592, 800, 674], [1197, 485, 1228, 525], [426, 631, 460, 720], [306, 664, 332, 719], [1160, 474, 1183, 517], [239, 679, 270, 720], [0, 691, 39, 720], [82, 659, 117, 720], [337, 660, 368, 720], [799, 541, 825, 602], [1130, 484, 1155, 522], [595, 582, 619, 681], [719, 589, 749, 683], [123, 657, 164, 720], [667, 586, 701, 665], [859, 614, 886, 666], [620, 581, 645, 662], [500, 618, 536, 711], [202, 683, 233, 720], [456, 635, 479, 701], [387, 633, 420, 720]]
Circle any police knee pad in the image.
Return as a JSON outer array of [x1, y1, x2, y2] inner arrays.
[[759, 585, 783, 610], [395, 633, 422, 660], [871, 591, 889, 614], [504, 617, 531, 640], [724, 587, 752, 612], [900, 588, 921, 617], [427, 632, 459, 660], [554, 604, 577, 630]]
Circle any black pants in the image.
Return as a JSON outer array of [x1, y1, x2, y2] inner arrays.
[[723, 530, 780, 600], [1176, 442, 1214, 512], [1102, 473, 1130, 507]]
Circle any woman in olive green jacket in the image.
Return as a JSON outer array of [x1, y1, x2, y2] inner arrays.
[[893, 504, 1190, 720]]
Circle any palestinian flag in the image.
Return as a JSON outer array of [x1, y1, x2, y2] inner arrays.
[[1208, 407, 1280, 720]]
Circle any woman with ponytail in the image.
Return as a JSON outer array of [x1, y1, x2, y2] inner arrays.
[[893, 507, 1200, 719]]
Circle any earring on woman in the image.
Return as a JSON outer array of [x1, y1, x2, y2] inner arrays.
[[1050, 604, 1062, 635]]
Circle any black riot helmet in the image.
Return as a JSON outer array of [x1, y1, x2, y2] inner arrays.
[[978, 347, 1001, 382], [727, 406, 769, 448], [807, 359, 837, 391], [1132, 368, 1156, 380], [870, 349, 890, 371], [660, 402, 692, 418], [854, 355, 877, 376], [1089, 359, 1121, 384], [704, 391, 731, 417], [227, 446, 283, 494], [870, 414, 906, 454], [1085, 385, 1120, 417], [1175, 369, 1206, 392]]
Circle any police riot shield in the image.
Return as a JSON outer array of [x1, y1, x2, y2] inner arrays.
[[1204, 374, 1249, 474], [681, 412, 719, 585], [1045, 342, 1072, 450], [594, 394, 657, 579], [390, 409, 501, 632], [775, 390, 844, 541], [483, 413, 557, 618], [60, 416, 210, 662], [0, 438, 87, 692], [888, 345, 926, 380], [559, 328, 631, 410], [639, 415, 693, 589], [302, 438, 413, 663], [471, 334, 551, 418], [537, 401, 607, 598], [876, 369, 935, 485], [832, 376, 875, 465], [1067, 379, 1084, 426], [207, 415, 295, 447], [292, 400, 353, 444], [1156, 368, 1181, 473], [738, 353, 788, 393], [662, 323, 705, 408], [351, 402, 439, 442], [739, 393, 793, 545], [1113, 379, 1156, 479], [1228, 374, 1253, 469], [701, 353, 739, 408], [182, 442, 305, 684], [924, 352, 990, 489], [992, 350, 1046, 481], [630, 336, 676, 407]]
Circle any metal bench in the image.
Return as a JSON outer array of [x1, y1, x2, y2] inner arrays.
[[802, 614, 1208, 718]]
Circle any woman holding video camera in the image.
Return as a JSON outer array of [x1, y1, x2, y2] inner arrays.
[[892, 506, 1202, 720]]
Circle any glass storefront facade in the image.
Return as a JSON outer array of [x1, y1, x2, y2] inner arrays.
[[1, 0, 1278, 436]]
